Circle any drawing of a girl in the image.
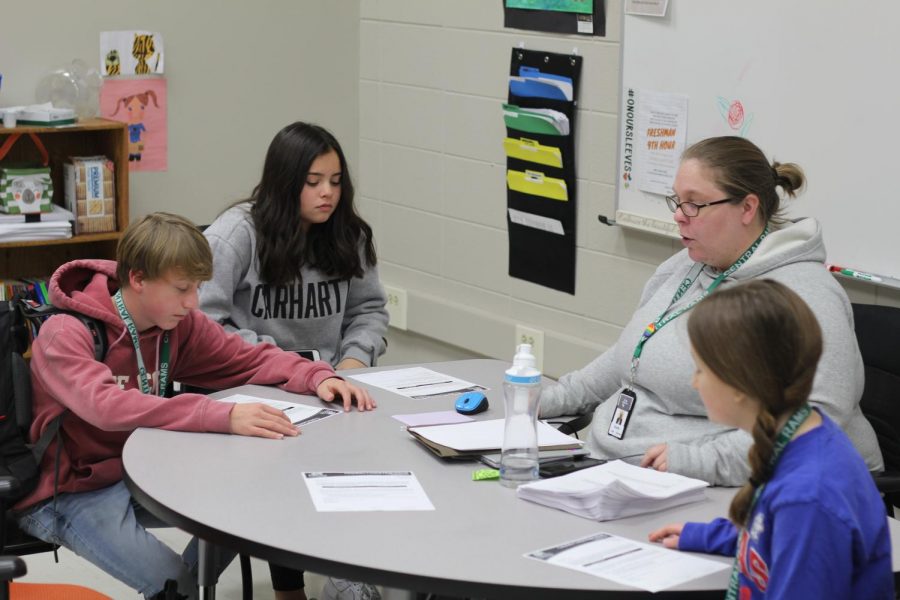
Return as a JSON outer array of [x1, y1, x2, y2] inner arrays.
[[112, 90, 158, 161]]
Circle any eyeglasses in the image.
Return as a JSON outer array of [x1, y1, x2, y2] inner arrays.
[[664, 195, 738, 217]]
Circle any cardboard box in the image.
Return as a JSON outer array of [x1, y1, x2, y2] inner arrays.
[[64, 156, 116, 234], [0, 167, 53, 214]]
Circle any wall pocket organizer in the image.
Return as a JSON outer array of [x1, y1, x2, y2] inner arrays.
[[504, 48, 582, 294]]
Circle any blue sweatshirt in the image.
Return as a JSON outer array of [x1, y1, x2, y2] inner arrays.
[[679, 411, 893, 599]]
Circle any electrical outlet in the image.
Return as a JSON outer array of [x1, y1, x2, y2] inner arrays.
[[384, 285, 408, 331], [515, 324, 544, 371]]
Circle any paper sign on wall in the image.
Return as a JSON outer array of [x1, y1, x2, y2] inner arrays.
[[100, 31, 165, 77], [633, 90, 688, 196], [100, 78, 168, 172]]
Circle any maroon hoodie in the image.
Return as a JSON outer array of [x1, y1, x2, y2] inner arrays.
[[17, 259, 337, 510]]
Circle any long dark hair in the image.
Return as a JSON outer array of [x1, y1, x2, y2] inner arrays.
[[248, 122, 376, 285], [687, 280, 822, 527]]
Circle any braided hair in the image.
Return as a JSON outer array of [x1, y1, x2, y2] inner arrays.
[[687, 279, 822, 526]]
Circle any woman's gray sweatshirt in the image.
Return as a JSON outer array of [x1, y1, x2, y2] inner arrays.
[[540, 218, 882, 486]]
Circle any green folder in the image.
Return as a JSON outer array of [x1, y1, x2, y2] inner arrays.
[[503, 103, 564, 136]]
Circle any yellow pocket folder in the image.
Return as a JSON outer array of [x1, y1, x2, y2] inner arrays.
[[507, 169, 568, 201], [503, 137, 563, 168]]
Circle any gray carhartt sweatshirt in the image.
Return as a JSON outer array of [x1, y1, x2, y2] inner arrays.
[[540, 218, 882, 486], [199, 204, 388, 367]]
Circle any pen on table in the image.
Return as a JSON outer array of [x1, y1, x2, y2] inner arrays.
[[607, 453, 645, 463], [827, 264, 883, 283]]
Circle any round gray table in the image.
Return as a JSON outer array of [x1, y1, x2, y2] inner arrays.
[[123, 359, 900, 599]]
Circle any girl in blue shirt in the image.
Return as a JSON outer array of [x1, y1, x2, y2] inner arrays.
[[649, 279, 892, 599]]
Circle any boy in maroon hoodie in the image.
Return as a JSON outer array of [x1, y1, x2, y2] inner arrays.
[[14, 213, 375, 599]]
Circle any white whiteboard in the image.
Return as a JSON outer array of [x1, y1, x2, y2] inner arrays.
[[616, 1, 900, 280]]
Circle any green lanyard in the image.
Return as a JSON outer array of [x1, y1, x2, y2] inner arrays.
[[725, 403, 812, 599], [113, 289, 170, 396], [629, 226, 768, 387]]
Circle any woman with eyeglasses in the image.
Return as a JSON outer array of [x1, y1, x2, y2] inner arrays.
[[539, 135, 882, 486]]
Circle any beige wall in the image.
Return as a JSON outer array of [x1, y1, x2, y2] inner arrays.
[[361, 1, 678, 376], [0, 0, 359, 225], [3, 1, 897, 373], [360, 0, 900, 376]]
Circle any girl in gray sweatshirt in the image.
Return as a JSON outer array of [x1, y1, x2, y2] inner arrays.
[[200, 122, 388, 371]]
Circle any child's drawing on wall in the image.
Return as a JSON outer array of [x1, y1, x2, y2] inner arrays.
[[99, 31, 164, 77], [113, 90, 157, 162], [100, 78, 168, 172]]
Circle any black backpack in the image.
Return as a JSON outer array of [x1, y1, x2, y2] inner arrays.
[[0, 300, 106, 503]]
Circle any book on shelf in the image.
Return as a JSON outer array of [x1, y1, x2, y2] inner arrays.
[[516, 459, 709, 521]]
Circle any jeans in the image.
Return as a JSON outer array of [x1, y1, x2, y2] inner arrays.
[[17, 480, 234, 599]]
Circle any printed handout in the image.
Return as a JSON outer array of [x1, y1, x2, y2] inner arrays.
[[527, 532, 728, 592], [303, 471, 435, 512], [218, 393, 340, 426], [349, 367, 486, 399]]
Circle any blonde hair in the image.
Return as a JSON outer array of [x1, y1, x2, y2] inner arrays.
[[116, 213, 212, 286], [687, 280, 822, 527], [681, 136, 805, 225]]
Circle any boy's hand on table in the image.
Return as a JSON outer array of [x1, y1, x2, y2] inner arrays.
[[230, 403, 299, 439], [317, 377, 377, 412]]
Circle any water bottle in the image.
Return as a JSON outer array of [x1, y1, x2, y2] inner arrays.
[[500, 343, 542, 487]]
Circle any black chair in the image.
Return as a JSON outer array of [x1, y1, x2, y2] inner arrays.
[[852, 303, 900, 516], [0, 333, 60, 572], [0, 475, 58, 571]]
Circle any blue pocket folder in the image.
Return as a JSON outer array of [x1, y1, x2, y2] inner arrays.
[[509, 66, 573, 101]]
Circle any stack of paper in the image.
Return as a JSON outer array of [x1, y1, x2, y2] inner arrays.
[[0, 204, 74, 241], [2, 103, 76, 126], [0, 203, 74, 224], [517, 460, 708, 521], [0, 222, 72, 243], [408, 418, 582, 458]]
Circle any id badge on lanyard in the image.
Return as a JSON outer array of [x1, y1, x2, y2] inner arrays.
[[607, 388, 637, 439], [613, 228, 769, 440]]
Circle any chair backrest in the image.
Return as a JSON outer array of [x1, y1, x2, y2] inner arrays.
[[852, 303, 900, 473]]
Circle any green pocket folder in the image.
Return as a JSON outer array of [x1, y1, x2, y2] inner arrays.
[[502, 103, 567, 136]]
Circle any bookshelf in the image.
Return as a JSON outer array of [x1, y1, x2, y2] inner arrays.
[[0, 118, 129, 278]]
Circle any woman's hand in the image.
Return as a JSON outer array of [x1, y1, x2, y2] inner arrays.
[[648, 523, 684, 549], [640, 443, 669, 472], [335, 357, 367, 371], [316, 377, 377, 412]]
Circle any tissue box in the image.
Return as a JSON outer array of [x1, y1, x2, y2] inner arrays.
[[64, 156, 116, 234], [0, 167, 53, 214]]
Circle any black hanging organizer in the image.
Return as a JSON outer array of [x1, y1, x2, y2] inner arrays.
[[505, 48, 582, 294]]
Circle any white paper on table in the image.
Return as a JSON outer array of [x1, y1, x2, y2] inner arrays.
[[302, 471, 435, 512], [526, 532, 729, 593], [218, 393, 340, 426], [392, 411, 474, 428], [410, 419, 582, 452], [523, 460, 708, 498], [348, 367, 486, 399]]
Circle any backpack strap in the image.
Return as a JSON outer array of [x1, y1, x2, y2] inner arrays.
[[17, 300, 108, 362], [30, 411, 65, 466]]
